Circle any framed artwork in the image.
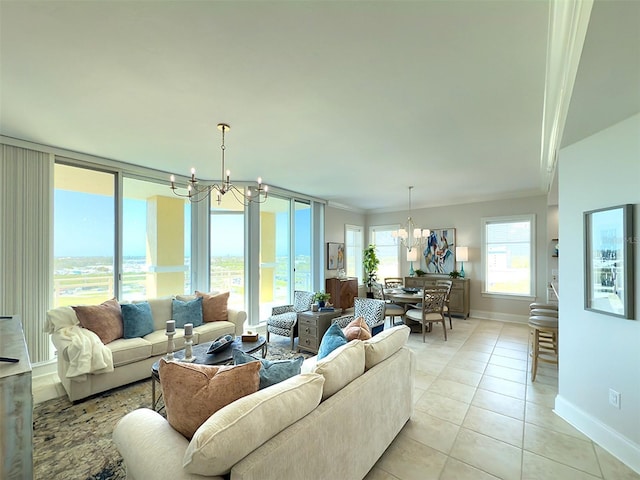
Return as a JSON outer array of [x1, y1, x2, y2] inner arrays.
[[423, 228, 456, 274], [327, 242, 345, 270], [584, 204, 634, 319]]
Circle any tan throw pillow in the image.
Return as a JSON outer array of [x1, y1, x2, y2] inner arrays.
[[342, 316, 371, 341], [196, 291, 230, 322], [184, 373, 325, 476], [73, 297, 123, 344], [159, 359, 260, 439]]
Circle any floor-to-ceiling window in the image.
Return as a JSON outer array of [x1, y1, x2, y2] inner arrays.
[[122, 178, 191, 301], [53, 164, 116, 308], [294, 200, 312, 292], [210, 193, 245, 311], [259, 196, 291, 320]]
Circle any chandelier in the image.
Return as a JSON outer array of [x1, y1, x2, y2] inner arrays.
[[391, 186, 430, 255], [169, 123, 268, 205]]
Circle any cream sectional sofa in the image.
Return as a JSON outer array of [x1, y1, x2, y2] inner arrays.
[[113, 325, 414, 480], [47, 295, 246, 402]]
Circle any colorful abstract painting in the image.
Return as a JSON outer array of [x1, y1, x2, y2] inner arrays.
[[423, 228, 456, 274]]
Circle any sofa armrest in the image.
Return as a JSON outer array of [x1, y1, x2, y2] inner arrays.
[[113, 408, 224, 480], [271, 304, 294, 316], [227, 309, 247, 336]]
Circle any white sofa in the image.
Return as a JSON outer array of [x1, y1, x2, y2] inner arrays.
[[113, 325, 414, 480], [46, 295, 246, 402]]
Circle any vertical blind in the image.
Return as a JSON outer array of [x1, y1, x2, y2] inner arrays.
[[0, 144, 53, 364]]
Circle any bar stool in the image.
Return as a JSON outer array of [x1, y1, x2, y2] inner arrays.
[[528, 315, 558, 381]]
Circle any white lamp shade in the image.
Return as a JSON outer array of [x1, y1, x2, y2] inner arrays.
[[455, 246, 469, 262], [407, 249, 418, 262]]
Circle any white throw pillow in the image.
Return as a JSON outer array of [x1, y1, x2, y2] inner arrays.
[[363, 325, 410, 370], [183, 373, 324, 476], [312, 340, 365, 401]]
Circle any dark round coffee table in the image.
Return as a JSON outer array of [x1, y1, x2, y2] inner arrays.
[[151, 335, 267, 411]]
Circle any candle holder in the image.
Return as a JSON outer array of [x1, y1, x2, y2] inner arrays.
[[165, 331, 175, 360], [181, 332, 196, 363]]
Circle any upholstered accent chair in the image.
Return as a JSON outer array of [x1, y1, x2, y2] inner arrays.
[[333, 297, 386, 336], [266, 290, 314, 350]]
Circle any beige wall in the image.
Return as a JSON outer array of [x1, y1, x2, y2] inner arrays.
[[364, 195, 549, 322]]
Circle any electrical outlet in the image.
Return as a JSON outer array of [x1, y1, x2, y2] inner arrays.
[[609, 389, 621, 409]]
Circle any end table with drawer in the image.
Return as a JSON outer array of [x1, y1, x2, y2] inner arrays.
[[297, 310, 342, 354]]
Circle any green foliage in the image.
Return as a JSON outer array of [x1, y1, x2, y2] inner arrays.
[[449, 270, 461, 278], [313, 291, 331, 302], [363, 244, 380, 290], [415, 269, 426, 277]]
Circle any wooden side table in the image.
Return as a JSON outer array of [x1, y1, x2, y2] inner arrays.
[[297, 310, 341, 354]]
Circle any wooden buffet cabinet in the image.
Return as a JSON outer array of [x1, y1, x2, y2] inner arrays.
[[404, 276, 470, 318], [325, 277, 358, 310]]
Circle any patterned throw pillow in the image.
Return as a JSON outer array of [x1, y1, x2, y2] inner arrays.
[[120, 302, 155, 338], [73, 297, 123, 344], [196, 291, 229, 322], [342, 316, 371, 341], [171, 297, 203, 328], [159, 359, 260, 439], [317, 322, 348, 360], [232, 349, 304, 389]]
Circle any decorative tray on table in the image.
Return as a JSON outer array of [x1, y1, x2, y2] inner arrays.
[[402, 287, 419, 294]]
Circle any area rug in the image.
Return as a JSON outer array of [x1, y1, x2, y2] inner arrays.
[[33, 339, 308, 480]]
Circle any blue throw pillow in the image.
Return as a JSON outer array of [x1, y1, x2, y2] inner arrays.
[[232, 349, 303, 389], [317, 322, 348, 360], [121, 302, 155, 339], [172, 297, 203, 328]]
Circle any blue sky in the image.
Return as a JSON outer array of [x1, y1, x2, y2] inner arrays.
[[54, 190, 310, 257]]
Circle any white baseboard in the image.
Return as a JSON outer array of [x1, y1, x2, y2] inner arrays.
[[32, 359, 57, 378], [470, 310, 529, 324], [555, 394, 640, 474]]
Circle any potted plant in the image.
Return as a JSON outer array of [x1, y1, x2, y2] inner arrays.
[[415, 269, 426, 277], [313, 291, 331, 308], [363, 244, 380, 298], [449, 270, 461, 279]]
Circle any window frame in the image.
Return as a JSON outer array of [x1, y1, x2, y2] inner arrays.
[[368, 224, 401, 281], [345, 224, 364, 285], [481, 214, 536, 300]]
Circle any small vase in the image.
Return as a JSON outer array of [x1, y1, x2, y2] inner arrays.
[[318, 301, 326, 308]]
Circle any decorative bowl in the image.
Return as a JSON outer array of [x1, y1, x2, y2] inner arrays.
[[402, 287, 419, 294], [206, 334, 234, 354]]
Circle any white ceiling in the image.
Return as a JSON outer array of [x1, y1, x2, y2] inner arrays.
[[1, 1, 637, 212]]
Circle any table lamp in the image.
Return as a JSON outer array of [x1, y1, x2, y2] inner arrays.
[[407, 248, 418, 277], [456, 247, 468, 278]]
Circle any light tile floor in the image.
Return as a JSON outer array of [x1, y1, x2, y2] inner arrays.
[[365, 317, 640, 480], [33, 317, 639, 480]]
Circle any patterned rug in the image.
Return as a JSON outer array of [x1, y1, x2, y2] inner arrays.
[[33, 338, 308, 480]]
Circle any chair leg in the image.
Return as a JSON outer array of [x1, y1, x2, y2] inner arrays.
[[531, 328, 539, 382], [266, 330, 270, 342], [442, 320, 447, 341], [448, 312, 453, 329], [422, 320, 426, 342], [290, 331, 295, 351]]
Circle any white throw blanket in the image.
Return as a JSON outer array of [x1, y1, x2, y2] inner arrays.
[[58, 325, 114, 379], [45, 306, 115, 380]]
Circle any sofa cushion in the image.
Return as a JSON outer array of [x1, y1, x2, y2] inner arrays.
[[317, 322, 348, 360], [159, 359, 260, 439], [343, 316, 372, 341], [363, 324, 410, 370], [192, 321, 236, 344], [183, 373, 324, 476], [171, 297, 203, 328], [312, 340, 365, 401], [196, 291, 229, 322], [108, 336, 153, 367], [232, 349, 304, 389], [73, 298, 123, 344], [121, 302, 155, 339], [143, 296, 174, 331]]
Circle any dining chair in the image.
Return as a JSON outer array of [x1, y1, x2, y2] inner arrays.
[[384, 277, 404, 289], [333, 297, 386, 336], [435, 279, 453, 329], [405, 286, 448, 341], [372, 282, 405, 328]]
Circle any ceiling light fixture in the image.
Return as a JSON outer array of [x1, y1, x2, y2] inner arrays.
[[169, 123, 268, 205], [392, 186, 430, 257]]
